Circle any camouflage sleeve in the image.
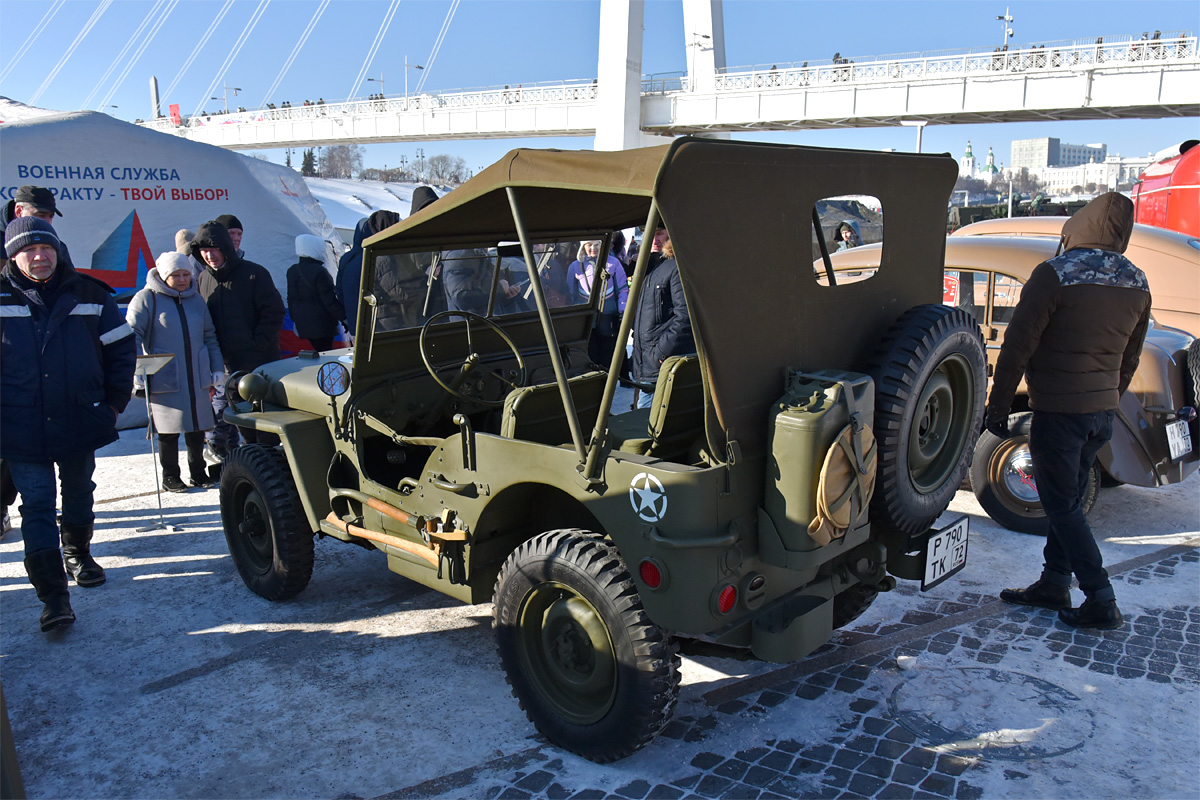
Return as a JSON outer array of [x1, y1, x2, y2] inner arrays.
[[986, 262, 1060, 418], [1116, 299, 1151, 397]]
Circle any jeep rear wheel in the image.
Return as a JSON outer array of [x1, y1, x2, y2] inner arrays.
[[493, 529, 680, 763], [866, 305, 987, 534], [970, 412, 1100, 535], [220, 445, 314, 600]]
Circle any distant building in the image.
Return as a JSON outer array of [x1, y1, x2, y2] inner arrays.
[[1010, 137, 1107, 170], [959, 140, 1002, 181]]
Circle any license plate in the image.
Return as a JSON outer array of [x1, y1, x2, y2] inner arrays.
[[1166, 419, 1193, 461], [923, 516, 969, 590]]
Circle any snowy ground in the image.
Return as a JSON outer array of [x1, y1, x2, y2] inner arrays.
[[1, 429, 1197, 799], [304, 178, 449, 243]]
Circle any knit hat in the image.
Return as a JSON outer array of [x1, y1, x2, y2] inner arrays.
[[155, 251, 193, 281], [175, 228, 195, 254], [215, 213, 243, 232], [4, 216, 61, 258], [294, 234, 326, 262]]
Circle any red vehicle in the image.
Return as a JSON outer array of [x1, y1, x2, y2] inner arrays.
[[1132, 140, 1199, 237]]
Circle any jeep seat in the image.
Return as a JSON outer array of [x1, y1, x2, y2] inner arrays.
[[500, 371, 607, 446], [608, 355, 705, 460]]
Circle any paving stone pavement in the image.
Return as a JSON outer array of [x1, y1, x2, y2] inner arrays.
[[393, 547, 1198, 800]]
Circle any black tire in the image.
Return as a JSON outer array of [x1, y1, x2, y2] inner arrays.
[[493, 529, 680, 763], [866, 305, 987, 534], [220, 444, 314, 600], [832, 584, 878, 629], [970, 412, 1100, 536]]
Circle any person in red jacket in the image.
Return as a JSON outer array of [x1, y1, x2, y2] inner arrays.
[[988, 193, 1151, 630]]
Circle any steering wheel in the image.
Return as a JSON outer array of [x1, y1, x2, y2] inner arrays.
[[419, 310, 528, 407]]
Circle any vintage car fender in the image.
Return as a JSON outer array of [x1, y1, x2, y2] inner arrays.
[[1099, 325, 1198, 487]]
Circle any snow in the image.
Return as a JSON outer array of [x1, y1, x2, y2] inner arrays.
[[303, 178, 455, 239], [0, 96, 59, 124], [1, 428, 1196, 798]]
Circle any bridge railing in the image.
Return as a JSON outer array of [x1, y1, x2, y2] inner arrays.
[[711, 33, 1197, 92], [140, 78, 599, 134]]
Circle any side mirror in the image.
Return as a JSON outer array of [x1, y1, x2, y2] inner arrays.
[[317, 361, 350, 397]]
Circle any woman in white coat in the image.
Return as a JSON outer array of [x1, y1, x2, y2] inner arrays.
[[126, 253, 223, 492]]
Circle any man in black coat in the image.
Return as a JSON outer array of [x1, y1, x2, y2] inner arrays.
[[630, 224, 694, 408], [191, 220, 284, 449], [990, 193, 1151, 630], [287, 234, 343, 351]]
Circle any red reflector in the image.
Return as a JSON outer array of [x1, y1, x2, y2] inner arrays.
[[717, 585, 737, 614], [639, 560, 662, 588]]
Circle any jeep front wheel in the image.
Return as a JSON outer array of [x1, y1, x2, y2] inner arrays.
[[970, 412, 1100, 535], [866, 305, 987, 534], [493, 529, 680, 763], [220, 445, 314, 600]]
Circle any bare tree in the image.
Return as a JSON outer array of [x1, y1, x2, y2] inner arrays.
[[321, 145, 365, 179], [1010, 167, 1043, 196]]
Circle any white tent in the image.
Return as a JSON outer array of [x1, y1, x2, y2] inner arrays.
[[0, 99, 338, 308]]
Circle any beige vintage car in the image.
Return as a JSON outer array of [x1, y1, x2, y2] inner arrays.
[[824, 235, 1199, 534], [951, 216, 1199, 334]]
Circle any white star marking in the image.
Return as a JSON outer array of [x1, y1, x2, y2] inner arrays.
[[629, 472, 668, 523]]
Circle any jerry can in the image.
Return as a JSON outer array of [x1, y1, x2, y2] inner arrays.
[[764, 369, 874, 553]]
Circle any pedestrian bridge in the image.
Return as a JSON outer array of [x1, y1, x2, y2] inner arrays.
[[137, 34, 1200, 150]]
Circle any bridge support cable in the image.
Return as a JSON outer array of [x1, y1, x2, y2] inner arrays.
[[81, 0, 166, 110], [414, 0, 460, 95], [260, 0, 331, 108], [0, 0, 65, 85], [161, 0, 234, 106], [191, 0, 272, 119], [96, 0, 179, 112], [29, 0, 114, 105], [347, 0, 402, 101]]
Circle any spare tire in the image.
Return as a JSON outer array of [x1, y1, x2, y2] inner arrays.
[[865, 305, 986, 534]]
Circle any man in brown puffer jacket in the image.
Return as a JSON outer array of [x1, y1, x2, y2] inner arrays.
[[988, 192, 1151, 630]]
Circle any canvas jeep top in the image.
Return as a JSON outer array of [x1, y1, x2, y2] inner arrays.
[[220, 137, 985, 762]]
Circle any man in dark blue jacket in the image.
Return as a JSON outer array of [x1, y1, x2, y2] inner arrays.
[[630, 225, 694, 408], [1, 217, 136, 632]]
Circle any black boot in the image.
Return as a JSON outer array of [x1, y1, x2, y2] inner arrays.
[[23, 549, 75, 632], [60, 522, 106, 587], [999, 578, 1071, 610], [1059, 598, 1123, 630]]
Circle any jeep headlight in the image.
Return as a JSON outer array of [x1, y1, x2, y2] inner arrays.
[[238, 372, 270, 405]]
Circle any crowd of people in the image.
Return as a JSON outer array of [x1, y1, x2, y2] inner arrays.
[[0, 186, 344, 631]]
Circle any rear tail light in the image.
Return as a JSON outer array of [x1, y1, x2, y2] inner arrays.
[[639, 559, 663, 589], [717, 585, 737, 614]]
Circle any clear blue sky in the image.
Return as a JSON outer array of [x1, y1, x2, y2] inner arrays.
[[2, 0, 1197, 173]]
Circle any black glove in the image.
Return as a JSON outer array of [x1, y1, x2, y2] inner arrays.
[[984, 412, 1010, 439]]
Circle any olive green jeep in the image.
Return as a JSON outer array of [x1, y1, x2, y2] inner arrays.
[[219, 138, 986, 762]]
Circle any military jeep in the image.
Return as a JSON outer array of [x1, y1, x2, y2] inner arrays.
[[219, 138, 985, 762]]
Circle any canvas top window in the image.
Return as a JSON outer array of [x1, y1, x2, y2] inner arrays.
[[365, 235, 612, 335]]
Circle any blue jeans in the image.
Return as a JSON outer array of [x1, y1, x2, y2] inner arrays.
[[6, 452, 97, 556], [636, 389, 654, 410], [1029, 409, 1115, 601]]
